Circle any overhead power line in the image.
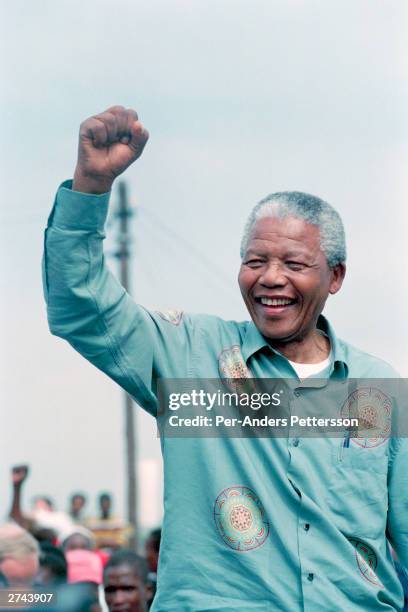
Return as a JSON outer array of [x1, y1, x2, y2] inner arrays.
[[137, 206, 237, 299]]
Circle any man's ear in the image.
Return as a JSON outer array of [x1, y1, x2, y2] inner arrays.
[[329, 262, 346, 295]]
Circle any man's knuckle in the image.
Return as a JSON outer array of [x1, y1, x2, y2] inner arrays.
[[108, 104, 126, 113], [80, 117, 93, 131], [127, 108, 139, 119]]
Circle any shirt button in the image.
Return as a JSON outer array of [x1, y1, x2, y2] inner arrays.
[[304, 523, 310, 531], [307, 573, 314, 582], [292, 438, 300, 447], [294, 390, 300, 397]]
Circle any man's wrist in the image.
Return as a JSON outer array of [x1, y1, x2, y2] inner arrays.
[[73, 168, 113, 195]]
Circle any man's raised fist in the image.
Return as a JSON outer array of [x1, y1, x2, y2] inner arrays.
[[73, 105, 149, 194]]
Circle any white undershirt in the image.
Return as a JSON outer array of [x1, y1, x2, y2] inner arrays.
[[288, 354, 332, 379]]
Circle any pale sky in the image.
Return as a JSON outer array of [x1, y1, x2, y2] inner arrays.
[[1, 0, 407, 527]]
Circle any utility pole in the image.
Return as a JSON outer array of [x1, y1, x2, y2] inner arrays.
[[114, 181, 138, 551]]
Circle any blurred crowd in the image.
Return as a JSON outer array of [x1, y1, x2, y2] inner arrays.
[[4, 465, 407, 611], [0, 466, 161, 611]]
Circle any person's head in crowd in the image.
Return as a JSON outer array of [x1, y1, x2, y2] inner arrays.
[[66, 549, 103, 586], [32, 496, 54, 512], [69, 493, 87, 519], [144, 529, 161, 574], [98, 493, 112, 519], [62, 528, 94, 553], [36, 543, 67, 586], [0, 523, 39, 587], [103, 550, 148, 612]]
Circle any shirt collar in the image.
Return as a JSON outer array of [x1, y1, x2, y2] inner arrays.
[[241, 320, 270, 362], [242, 314, 349, 378], [316, 315, 348, 378]]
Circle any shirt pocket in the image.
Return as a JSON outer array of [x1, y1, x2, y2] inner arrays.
[[325, 442, 389, 539]]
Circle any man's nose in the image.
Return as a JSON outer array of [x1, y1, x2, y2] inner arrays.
[[112, 589, 127, 604], [259, 262, 287, 287]]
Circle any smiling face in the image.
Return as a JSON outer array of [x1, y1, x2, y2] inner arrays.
[[238, 215, 345, 354]]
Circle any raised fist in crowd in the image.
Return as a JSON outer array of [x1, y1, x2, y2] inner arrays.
[[73, 105, 149, 194], [11, 464, 29, 486]]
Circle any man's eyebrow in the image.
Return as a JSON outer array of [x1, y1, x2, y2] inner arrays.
[[104, 584, 138, 590], [243, 248, 267, 257], [244, 248, 310, 258]]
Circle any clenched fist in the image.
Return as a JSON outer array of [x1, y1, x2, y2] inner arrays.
[[73, 105, 149, 194], [11, 464, 29, 485]]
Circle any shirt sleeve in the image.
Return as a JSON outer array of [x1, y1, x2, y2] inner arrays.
[[387, 437, 408, 571], [42, 181, 198, 416]]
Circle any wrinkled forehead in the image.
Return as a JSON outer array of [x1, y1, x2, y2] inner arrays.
[[246, 215, 322, 253]]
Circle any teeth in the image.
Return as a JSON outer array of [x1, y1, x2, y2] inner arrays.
[[260, 297, 294, 306]]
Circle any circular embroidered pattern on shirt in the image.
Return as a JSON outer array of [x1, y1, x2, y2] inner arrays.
[[218, 346, 254, 393], [156, 309, 183, 325], [214, 486, 269, 552], [347, 537, 383, 587], [340, 387, 391, 448]]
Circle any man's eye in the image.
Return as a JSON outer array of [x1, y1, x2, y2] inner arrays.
[[121, 587, 138, 592], [104, 587, 138, 594], [286, 261, 306, 271], [245, 259, 264, 268]]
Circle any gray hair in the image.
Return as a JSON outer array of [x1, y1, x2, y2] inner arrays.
[[0, 523, 39, 562], [240, 191, 346, 268]]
